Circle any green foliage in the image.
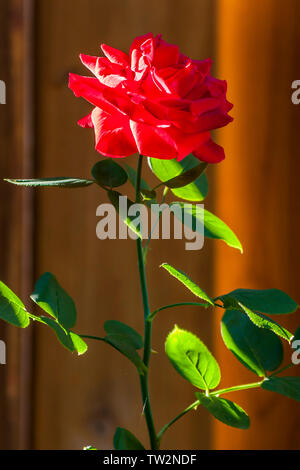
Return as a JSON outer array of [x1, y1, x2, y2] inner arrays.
[[293, 325, 300, 341], [83, 445, 98, 450], [171, 203, 243, 252], [161, 263, 214, 306], [221, 309, 283, 376], [0, 281, 30, 328], [31, 272, 77, 329], [92, 159, 128, 188], [237, 303, 292, 342], [37, 316, 87, 355], [195, 394, 250, 429], [107, 190, 143, 239], [5, 177, 94, 188], [262, 377, 300, 402], [103, 320, 146, 374], [104, 320, 143, 350], [113, 427, 145, 450], [165, 326, 220, 391], [217, 288, 298, 315], [148, 154, 208, 201]]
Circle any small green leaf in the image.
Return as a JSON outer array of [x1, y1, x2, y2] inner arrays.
[[293, 325, 300, 341], [165, 326, 220, 390], [217, 288, 298, 315], [171, 204, 242, 252], [157, 162, 207, 189], [0, 281, 30, 328], [237, 302, 293, 343], [104, 320, 143, 349], [31, 273, 77, 329], [203, 209, 242, 252], [161, 263, 214, 306], [107, 190, 143, 239], [5, 177, 94, 188], [262, 376, 300, 402], [83, 445, 98, 450], [92, 159, 128, 188], [113, 427, 145, 450], [221, 309, 283, 376], [140, 189, 157, 201], [149, 155, 208, 201], [103, 322, 146, 374], [195, 394, 250, 429], [69, 331, 88, 355], [38, 316, 87, 355]]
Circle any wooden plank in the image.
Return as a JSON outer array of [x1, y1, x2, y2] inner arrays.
[[0, 0, 35, 449], [214, 0, 300, 449], [33, 0, 216, 449]]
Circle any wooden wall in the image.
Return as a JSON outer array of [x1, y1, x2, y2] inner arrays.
[[1, 0, 300, 450], [214, 0, 300, 450]]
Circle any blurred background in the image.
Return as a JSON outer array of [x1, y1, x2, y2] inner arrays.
[[0, 0, 300, 450]]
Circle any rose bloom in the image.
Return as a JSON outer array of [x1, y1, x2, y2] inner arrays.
[[69, 33, 233, 163]]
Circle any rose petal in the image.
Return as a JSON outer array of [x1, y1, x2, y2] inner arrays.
[[92, 108, 137, 158], [100, 44, 130, 67], [193, 139, 225, 163]]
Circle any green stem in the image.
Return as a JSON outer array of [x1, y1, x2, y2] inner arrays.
[[210, 380, 264, 397], [158, 379, 264, 442], [79, 334, 105, 342], [158, 400, 199, 441], [135, 154, 158, 450], [149, 301, 210, 322], [143, 186, 169, 263]]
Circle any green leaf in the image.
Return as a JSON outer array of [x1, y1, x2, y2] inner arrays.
[[171, 203, 243, 252], [161, 263, 214, 306], [156, 162, 207, 189], [38, 316, 87, 355], [107, 190, 143, 239], [221, 309, 283, 376], [140, 189, 157, 201], [238, 302, 293, 343], [165, 326, 221, 390], [262, 376, 300, 402], [113, 427, 145, 450], [104, 320, 143, 349], [92, 159, 128, 188], [31, 272, 77, 329], [202, 209, 242, 252], [195, 394, 250, 429], [103, 321, 146, 374], [293, 325, 300, 341], [0, 281, 30, 328], [5, 177, 94, 188], [217, 288, 298, 315], [83, 445, 98, 450], [149, 154, 208, 201]]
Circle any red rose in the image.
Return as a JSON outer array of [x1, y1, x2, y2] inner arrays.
[[69, 33, 233, 163]]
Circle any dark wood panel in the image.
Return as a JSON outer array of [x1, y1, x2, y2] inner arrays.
[[0, 0, 35, 449]]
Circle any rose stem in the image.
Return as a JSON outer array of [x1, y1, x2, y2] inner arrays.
[[135, 154, 159, 450]]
